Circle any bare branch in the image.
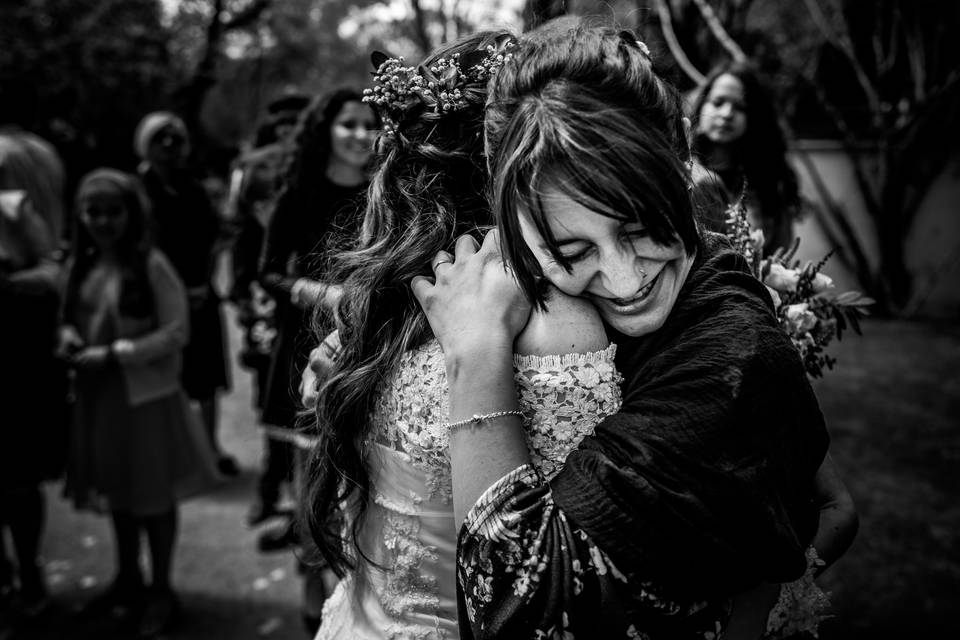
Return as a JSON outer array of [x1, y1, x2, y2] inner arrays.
[[690, 0, 748, 63], [895, 67, 960, 145], [802, 0, 882, 122], [878, 4, 900, 76], [410, 0, 433, 55], [222, 0, 271, 31], [901, 13, 926, 103], [798, 72, 883, 218], [792, 150, 875, 291], [652, 0, 705, 85]]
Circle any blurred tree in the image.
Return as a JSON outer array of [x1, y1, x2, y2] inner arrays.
[[791, 0, 960, 310], [651, 0, 959, 310], [343, 0, 521, 61], [3, 0, 528, 184], [0, 0, 171, 187], [197, 0, 382, 153]]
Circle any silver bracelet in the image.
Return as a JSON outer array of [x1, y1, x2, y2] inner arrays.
[[445, 410, 524, 433]]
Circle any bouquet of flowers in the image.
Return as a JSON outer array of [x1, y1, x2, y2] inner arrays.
[[724, 200, 874, 378]]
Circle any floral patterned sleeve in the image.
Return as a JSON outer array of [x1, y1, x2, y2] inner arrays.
[[457, 465, 730, 640]]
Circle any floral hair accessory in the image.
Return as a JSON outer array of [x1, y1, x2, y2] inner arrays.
[[363, 38, 516, 137]]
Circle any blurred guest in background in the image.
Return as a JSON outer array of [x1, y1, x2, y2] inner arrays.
[[226, 90, 310, 527], [0, 122, 66, 247], [257, 87, 378, 635], [0, 134, 68, 622], [134, 112, 237, 477], [691, 61, 801, 255], [59, 169, 219, 636]]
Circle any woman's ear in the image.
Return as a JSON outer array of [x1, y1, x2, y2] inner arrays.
[[682, 116, 692, 146]]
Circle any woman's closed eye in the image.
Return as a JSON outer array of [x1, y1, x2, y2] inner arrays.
[[558, 243, 594, 264]]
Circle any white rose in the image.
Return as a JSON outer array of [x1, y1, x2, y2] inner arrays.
[[764, 263, 800, 292], [783, 303, 818, 334], [811, 272, 835, 293]]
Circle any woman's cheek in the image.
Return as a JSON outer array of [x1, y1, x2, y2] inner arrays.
[[541, 262, 587, 297]]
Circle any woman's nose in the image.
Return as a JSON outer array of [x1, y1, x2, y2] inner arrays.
[[599, 253, 645, 299]]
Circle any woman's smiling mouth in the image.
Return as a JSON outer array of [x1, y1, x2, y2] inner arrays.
[[608, 269, 662, 308]]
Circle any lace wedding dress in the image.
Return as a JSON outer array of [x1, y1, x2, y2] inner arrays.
[[314, 339, 623, 640]]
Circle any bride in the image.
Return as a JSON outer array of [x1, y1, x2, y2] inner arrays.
[[303, 31, 622, 639]]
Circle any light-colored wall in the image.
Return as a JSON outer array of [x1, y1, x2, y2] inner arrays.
[[788, 140, 960, 319]]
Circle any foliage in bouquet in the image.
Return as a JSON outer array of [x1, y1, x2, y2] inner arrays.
[[237, 282, 277, 371], [724, 200, 874, 378]]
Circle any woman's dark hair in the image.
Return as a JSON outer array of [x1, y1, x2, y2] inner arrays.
[[273, 88, 380, 233], [63, 169, 155, 321], [486, 17, 699, 308], [303, 30, 513, 576], [691, 61, 799, 234]]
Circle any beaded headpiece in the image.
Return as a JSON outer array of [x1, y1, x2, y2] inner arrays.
[[363, 38, 515, 137]]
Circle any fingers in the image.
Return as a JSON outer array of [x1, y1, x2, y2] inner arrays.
[[478, 227, 508, 269], [430, 250, 454, 272], [307, 346, 325, 373], [300, 362, 319, 409], [454, 233, 479, 258], [410, 275, 434, 307], [480, 226, 500, 250]]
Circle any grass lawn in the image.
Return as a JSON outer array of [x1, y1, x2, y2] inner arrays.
[[811, 318, 960, 639]]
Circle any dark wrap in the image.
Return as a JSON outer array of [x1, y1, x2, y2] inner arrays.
[[551, 232, 829, 601]]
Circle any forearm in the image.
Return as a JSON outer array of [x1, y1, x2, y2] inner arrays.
[[811, 455, 858, 574], [447, 342, 530, 524], [290, 278, 341, 311]]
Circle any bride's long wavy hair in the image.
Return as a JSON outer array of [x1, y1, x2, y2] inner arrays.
[[303, 30, 514, 576]]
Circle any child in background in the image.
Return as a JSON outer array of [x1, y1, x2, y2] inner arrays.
[[691, 61, 801, 255], [59, 169, 218, 636]]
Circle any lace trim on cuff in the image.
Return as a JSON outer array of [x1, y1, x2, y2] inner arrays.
[[512, 342, 617, 370]]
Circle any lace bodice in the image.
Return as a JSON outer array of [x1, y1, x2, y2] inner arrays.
[[316, 339, 622, 640], [371, 340, 623, 501]]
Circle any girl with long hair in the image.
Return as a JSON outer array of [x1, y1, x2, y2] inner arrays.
[[691, 61, 801, 255], [304, 30, 624, 638], [60, 169, 218, 636], [257, 87, 379, 634], [413, 18, 856, 639]]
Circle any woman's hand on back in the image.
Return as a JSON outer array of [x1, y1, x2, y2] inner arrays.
[[412, 229, 531, 360]]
